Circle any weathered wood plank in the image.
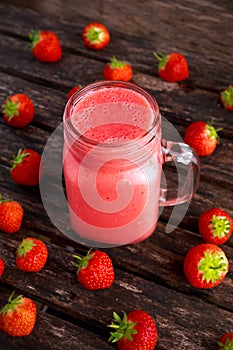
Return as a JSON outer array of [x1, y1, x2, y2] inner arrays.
[[0, 2, 232, 90], [0, 69, 232, 194], [0, 234, 233, 349], [0, 287, 113, 350], [1, 152, 233, 242], [1, 70, 232, 140]]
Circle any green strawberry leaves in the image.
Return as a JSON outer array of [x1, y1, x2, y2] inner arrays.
[[206, 121, 222, 144], [28, 29, 41, 48], [198, 251, 228, 284], [108, 311, 137, 343], [211, 214, 231, 238], [153, 52, 169, 70], [218, 337, 233, 350], [2, 98, 19, 121], [72, 249, 94, 272], [0, 291, 23, 316], [17, 238, 36, 258], [11, 149, 31, 170], [109, 56, 126, 69], [85, 26, 103, 44], [221, 85, 233, 108]]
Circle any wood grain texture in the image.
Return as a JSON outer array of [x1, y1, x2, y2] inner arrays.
[[0, 1, 233, 349]]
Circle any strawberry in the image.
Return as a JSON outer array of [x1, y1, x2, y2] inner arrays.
[[220, 85, 233, 112], [16, 237, 48, 272], [103, 56, 133, 82], [183, 243, 229, 289], [0, 291, 37, 336], [184, 120, 222, 156], [2, 93, 35, 128], [67, 85, 82, 100], [72, 250, 114, 290], [108, 310, 158, 349], [153, 52, 189, 82], [10, 148, 41, 186], [0, 259, 5, 277], [0, 194, 23, 234], [218, 332, 233, 349], [29, 29, 62, 62], [199, 208, 233, 245], [82, 22, 110, 50]]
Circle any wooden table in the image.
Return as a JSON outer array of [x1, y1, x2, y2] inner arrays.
[[0, 1, 233, 349]]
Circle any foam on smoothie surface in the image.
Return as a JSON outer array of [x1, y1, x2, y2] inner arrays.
[[71, 86, 154, 140]]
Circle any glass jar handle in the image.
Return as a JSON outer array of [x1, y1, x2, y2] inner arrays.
[[159, 140, 200, 206]]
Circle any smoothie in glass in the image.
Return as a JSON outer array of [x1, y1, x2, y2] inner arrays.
[[63, 82, 162, 246]]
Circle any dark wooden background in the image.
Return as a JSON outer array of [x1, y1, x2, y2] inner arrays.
[[0, 0, 233, 349]]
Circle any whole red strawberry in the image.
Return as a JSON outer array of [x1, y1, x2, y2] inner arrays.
[[108, 310, 158, 349], [218, 332, 233, 349], [67, 85, 82, 100], [199, 208, 233, 245], [153, 52, 189, 82], [16, 237, 48, 272], [29, 29, 62, 62], [10, 148, 41, 186], [184, 120, 222, 156], [0, 291, 37, 336], [0, 194, 23, 234], [220, 85, 233, 111], [82, 22, 110, 50], [184, 243, 229, 289], [0, 259, 5, 277], [2, 93, 35, 128], [103, 56, 133, 82], [72, 250, 114, 290]]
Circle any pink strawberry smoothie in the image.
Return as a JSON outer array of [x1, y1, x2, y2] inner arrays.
[[63, 85, 162, 246]]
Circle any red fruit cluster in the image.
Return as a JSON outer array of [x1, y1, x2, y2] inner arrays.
[[184, 208, 232, 290]]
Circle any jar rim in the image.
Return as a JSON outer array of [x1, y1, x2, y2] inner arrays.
[[63, 80, 161, 151]]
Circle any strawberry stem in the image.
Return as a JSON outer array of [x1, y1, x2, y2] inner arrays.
[[198, 251, 228, 284], [11, 149, 31, 170], [221, 85, 233, 108], [28, 29, 40, 48], [218, 337, 233, 349], [2, 98, 19, 121], [17, 238, 36, 258], [109, 56, 126, 68], [0, 194, 12, 204], [85, 26, 103, 44], [152, 52, 164, 61], [153, 52, 168, 69], [211, 214, 231, 238], [0, 291, 23, 316], [207, 121, 222, 144], [108, 311, 137, 343], [72, 249, 94, 272]]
